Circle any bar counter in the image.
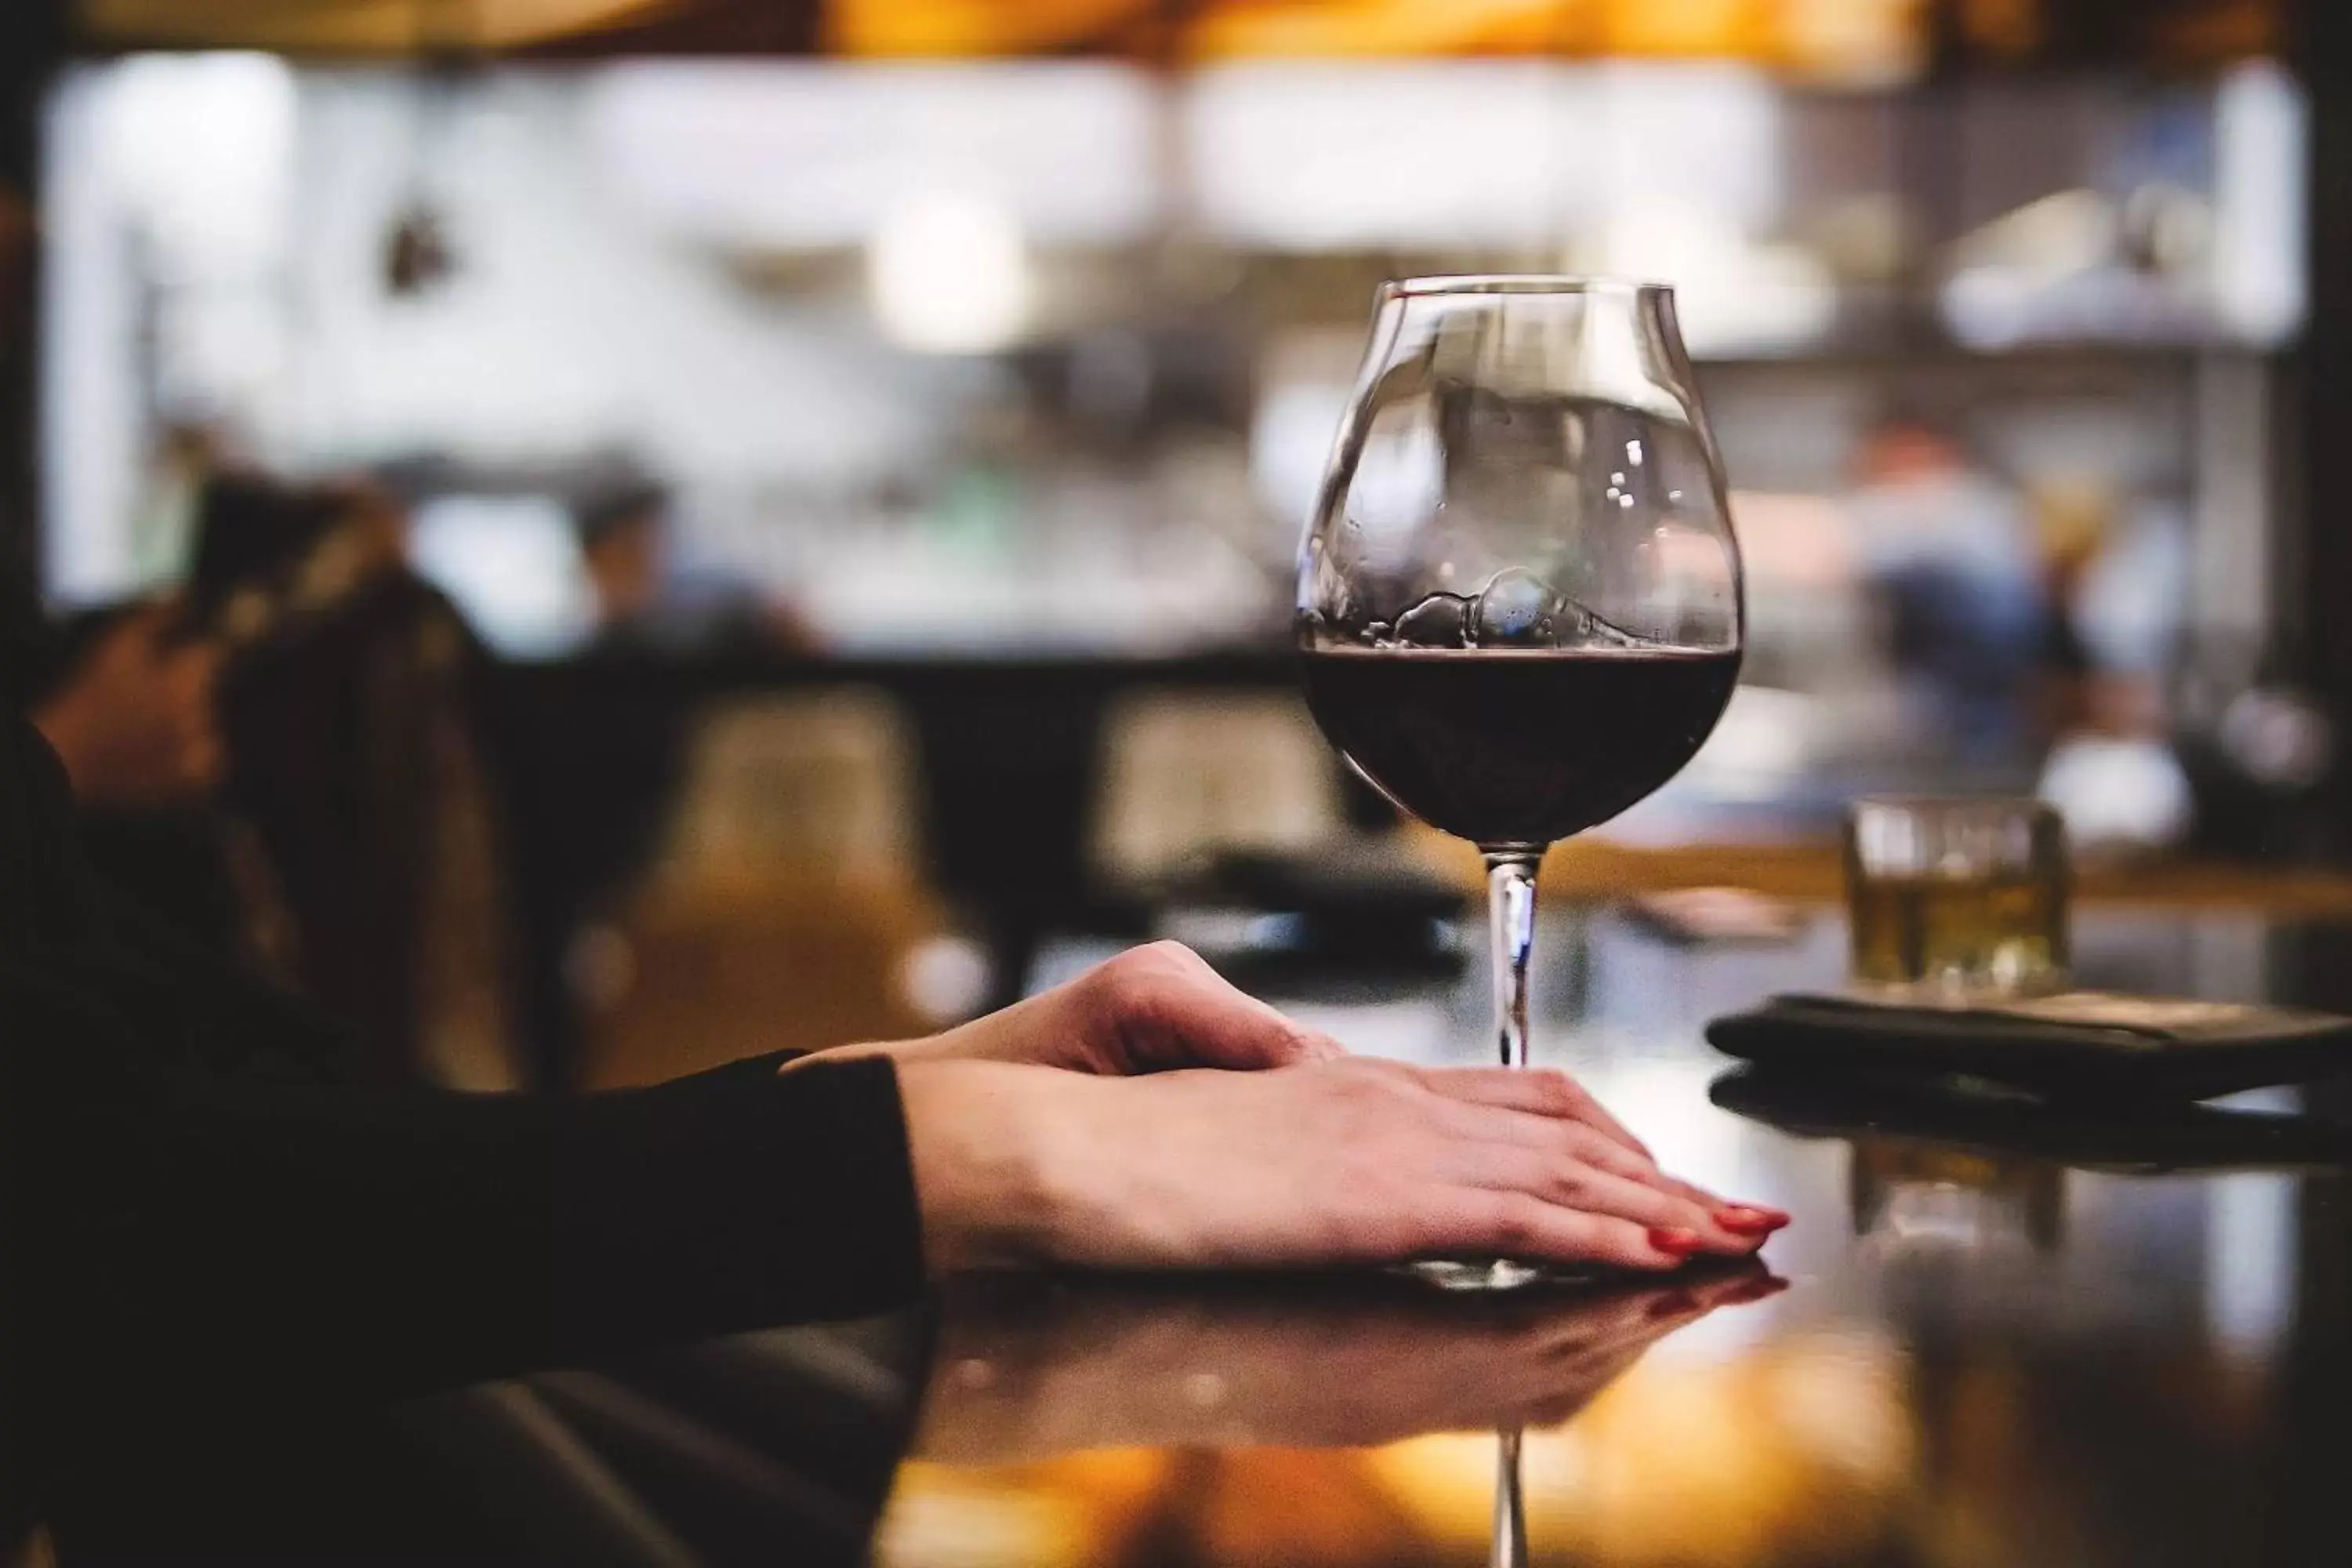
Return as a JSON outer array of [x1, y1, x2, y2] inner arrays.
[[14, 906, 2352, 1566]]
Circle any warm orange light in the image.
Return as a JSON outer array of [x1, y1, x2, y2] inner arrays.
[[80, 0, 666, 50], [1185, 0, 1580, 59], [829, 0, 1156, 55], [1595, 0, 1765, 56], [1370, 1336, 1917, 1566]]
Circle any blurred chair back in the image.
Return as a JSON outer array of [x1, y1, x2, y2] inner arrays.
[[579, 689, 944, 1087], [1090, 690, 1344, 884], [653, 689, 921, 888]]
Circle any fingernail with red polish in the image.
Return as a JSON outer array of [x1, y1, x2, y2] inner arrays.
[[1648, 1227, 1704, 1256], [1717, 1207, 1788, 1236]]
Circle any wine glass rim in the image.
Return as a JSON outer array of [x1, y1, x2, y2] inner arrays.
[[1385, 274, 1675, 298]]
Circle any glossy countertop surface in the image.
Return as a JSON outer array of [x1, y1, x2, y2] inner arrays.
[[20, 909, 2352, 1566]]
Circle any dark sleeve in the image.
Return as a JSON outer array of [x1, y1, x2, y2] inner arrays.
[[0, 717, 930, 1406], [28, 1045, 927, 1401]]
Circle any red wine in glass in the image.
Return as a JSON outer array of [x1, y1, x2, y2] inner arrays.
[[1298, 644, 1740, 851]]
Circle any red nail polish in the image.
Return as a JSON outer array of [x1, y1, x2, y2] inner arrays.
[[1648, 1227, 1704, 1255]]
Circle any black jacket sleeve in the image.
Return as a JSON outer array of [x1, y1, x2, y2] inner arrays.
[[0, 717, 928, 1406]]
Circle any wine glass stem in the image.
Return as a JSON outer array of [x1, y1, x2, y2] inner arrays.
[[1486, 852, 1541, 1071], [1491, 1427, 1528, 1568]]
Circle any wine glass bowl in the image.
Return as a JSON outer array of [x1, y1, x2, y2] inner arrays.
[[1294, 277, 1744, 1290]]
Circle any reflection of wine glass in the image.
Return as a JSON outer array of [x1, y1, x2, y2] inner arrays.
[[1297, 278, 1744, 1289]]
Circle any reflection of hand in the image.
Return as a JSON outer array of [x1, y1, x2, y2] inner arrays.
[[34, 603, 224, 811], [917, 1269, 1783, 1461]]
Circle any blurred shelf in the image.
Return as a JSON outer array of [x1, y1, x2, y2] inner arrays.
[[1409, 829, 2352, 914]]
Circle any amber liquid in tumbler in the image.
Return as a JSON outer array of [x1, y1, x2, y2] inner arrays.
[[1847, 873, 2068, 996]]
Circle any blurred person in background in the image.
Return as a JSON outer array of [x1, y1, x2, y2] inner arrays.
[[1848, 416, 2053, 771], [577, 481, 667, 640], [575, 479, 815, 659]]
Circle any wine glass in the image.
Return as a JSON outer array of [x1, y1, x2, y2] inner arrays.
[[1296, 276, 1743, 1291]]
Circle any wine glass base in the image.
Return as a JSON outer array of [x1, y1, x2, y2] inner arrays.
[[1407, 1257, 1547, 1292]]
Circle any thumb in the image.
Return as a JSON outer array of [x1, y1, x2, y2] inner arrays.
[[1121, 966, 1348, 1072]]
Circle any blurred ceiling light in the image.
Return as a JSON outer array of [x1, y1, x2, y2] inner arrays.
[[829, 0, 1151, 53], [79, 0, 658, 51], [867, 194, 1030, 354]]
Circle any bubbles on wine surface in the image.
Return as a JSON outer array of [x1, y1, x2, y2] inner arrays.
[[1473, 567, 1559, 647], [1321, 568, 1653, 652], [1394, 592, 1472, 648]]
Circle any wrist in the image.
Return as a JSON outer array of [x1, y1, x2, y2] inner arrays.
[[896, 1061, 1083, 1272]]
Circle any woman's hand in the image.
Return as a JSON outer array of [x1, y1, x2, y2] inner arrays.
[[815, 940, 1346, 1077], [811, 941, 1787, 1276], [819, 942, 1648, 1155], [896, 1052, 1784, 1276]]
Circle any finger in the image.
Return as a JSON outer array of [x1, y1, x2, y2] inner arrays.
[[1398, 1069, 1785, 1234], [1390, 1065, 1651, 1160], [1463, 1149, 1759, 1255], [1433, 1189, 1690, 1271], [1657, 1174, 1789, 1236], [1422, 1097, 1672, 1189]]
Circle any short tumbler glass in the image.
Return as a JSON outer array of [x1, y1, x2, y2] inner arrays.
[[1843, 797, 2070, 1001]]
